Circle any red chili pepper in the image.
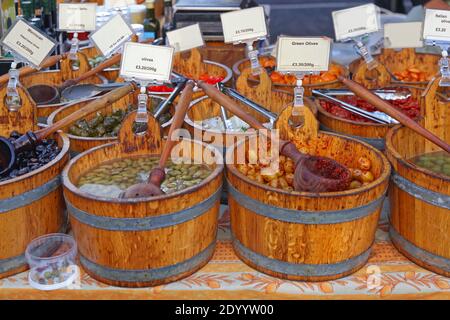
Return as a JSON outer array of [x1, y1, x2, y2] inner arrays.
[[199, 74, 224, 85], [148, 85, 174, 92]]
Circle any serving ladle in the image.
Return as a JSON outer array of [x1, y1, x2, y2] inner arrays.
[[0, 84, 135, 177], [120, 81, 195, 198], [197, 80, 352, 192]]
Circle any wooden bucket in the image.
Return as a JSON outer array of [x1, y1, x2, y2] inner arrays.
[[62, 111, 224, 287], [350, 48, 439, 88], [386, 76, 450, 277], [19, 52, 106, 122], [80, 46, 120, 82], [232, 55, 348, 96], [47, 92, 171, 156], [314, 81, 424, 151], [226, 106, 391, 281], [173, 48, 232, 86], [0, 85, 70, 279]]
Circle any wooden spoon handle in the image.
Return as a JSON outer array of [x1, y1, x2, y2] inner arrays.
[[34, 83, 135, 140], [0, 53, 67, 85], [158, 81, 195, 168], [338, 75, 450, 153], [197, 80, 266, 130]]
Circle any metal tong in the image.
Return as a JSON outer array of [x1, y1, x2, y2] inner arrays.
[[314, 88, 411, 100], [312, 89, 399, 125], [218, 83, 277, 127]]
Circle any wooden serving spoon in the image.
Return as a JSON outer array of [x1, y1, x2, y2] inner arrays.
[[197, 80, 352, 192], [0, 53, 68, 86], [338, 75, 450, 153], [0, 84, 135, 177], [120, 81, 195, 198]]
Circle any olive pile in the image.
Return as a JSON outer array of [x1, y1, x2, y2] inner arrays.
[[89, 56, 119, 69], [0, 131, 60, 182], [69, 108, 128, 137], [77, 156, 213, 198], [237, 152, 375, 192], [411, 151, 450, 177]]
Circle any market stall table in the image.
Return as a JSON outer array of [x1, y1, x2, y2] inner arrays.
[[0, 204, 449, 300]]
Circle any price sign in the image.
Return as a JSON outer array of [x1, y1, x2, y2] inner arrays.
[[0, 18, 56, 67], [58, 3, 97, 32], [332, 4, 380, 41], [276, 36, 331, 73], [109, 0, 135, 8], [423, 9, 450, 42], [384, 22, 423, 49], [119, 42, 174, 82], [220, 6, 267, 43], [166, 23, 204, 53], [90, 14, 134, 57]]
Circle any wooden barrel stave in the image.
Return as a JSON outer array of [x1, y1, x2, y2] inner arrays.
[[227, 131, 390, 281]]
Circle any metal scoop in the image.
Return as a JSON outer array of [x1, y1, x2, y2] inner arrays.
[[61, 82, 128, 101], [197, 80, 352, 192]]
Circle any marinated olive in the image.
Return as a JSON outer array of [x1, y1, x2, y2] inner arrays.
[[410, 151, 450, 177]]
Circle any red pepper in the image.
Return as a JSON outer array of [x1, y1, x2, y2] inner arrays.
[[199, 74, 224, 85], [148, 85, 174, 92]]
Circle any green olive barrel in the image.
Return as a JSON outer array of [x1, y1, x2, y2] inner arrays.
[[226, 132, 391, 281], [0, 132, 70, 279], [62, 112, 223, 287], [386, 125, 450, 277], [47, 93, 171, 157], [80, 46, 120, 82]]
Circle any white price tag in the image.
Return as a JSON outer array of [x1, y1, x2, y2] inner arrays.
[[332, 4, 380, 41], [423, 9, 450, 42], [167, 24, 204, 53], [384, 22, 423, 49], [109, 0, 135, 8], [58, 3, 97, 32], [220, 6, 267, 43], [1, 19, 56, 67], [90, 14, 134, 57], [276, 36, 331, 73], [119, 42, 174, 82]]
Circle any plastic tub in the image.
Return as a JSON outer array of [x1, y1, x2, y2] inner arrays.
[[25, 234, 78, 290]]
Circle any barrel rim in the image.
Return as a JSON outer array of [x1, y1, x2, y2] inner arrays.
[[0, 131, 70, 188], [386, 125, 450, 183], [232, 56, 347, 88], [47, 94, 171, 142], [62, 138, 224, 204], [226, 130, 391, 198]]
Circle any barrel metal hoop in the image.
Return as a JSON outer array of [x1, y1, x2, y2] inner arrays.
[[227, 180, 385, 224], [391, 171, 450, 209], [390, 227, 450, 273], [0, 220, 68, 274], [232, 236, 371, 277], [0, 175, 62, 213], [319, 124, 385, 150], [66, 186, 222, 231], [79, 242, 216, 283]]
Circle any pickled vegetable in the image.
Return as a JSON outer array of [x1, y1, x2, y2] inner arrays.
[[77, 156, 213, 198], [410, 151, 450, 177]]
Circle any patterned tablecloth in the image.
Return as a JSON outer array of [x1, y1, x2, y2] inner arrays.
[[1, 205, 450, 300]]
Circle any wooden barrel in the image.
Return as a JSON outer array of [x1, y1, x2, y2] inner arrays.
[[62, 111, 224, 287], [47, 92, 171, 156], [0, 86, 70, 279], [350, 48, 439, 88], [232, 55, 348, 95], [226, 106, 391, 281], [19, 52, 106, 122], [385, 77, 450, 277], [173, 48, 232, 86], [314, 84, 424, 151]]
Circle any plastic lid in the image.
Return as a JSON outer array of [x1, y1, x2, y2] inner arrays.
[[131, 24, 144, 32]]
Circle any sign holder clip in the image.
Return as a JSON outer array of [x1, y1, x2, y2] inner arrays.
[[426, 39, 450, 86], [351, 35, 378, 70]]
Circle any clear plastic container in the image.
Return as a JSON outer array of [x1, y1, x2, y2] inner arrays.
[[25, 234, 79, 291]]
